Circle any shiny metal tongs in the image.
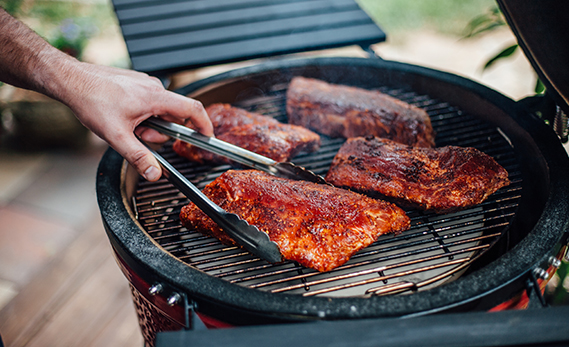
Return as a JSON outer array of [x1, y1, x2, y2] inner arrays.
[[140, 139, 283, 263], [141, 117, 328, 185]]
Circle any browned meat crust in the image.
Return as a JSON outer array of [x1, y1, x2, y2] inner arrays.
[[180, 170, 410, 272], [286, 76, 436, 147], [173, 103, 321, 164], [325, 136, 510, 213]]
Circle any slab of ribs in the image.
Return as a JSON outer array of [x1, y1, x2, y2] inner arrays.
[[173, 103, 321, 164], [325, 136, 510, 213], [180, 170, 410, 272], [286, 76, 436, 148]]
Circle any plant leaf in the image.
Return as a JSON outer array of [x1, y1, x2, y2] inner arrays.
[[535, 78, 545, 94], [483, 44, 519, 71], [464, 22, 506, 38], [462, 6, 506, 39]]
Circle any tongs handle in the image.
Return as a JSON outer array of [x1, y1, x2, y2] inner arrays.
[[141, 140, 283, 263], [141, 117, 278, 171], [141, 117, 329, 185]]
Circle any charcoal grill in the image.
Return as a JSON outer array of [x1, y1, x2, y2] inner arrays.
[[98, 56, 569, 340], [98, 1, 569, 346]]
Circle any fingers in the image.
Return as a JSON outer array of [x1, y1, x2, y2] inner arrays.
[[130, 91, 212, 182], [112, 132, 163, 182], [135, 126, 170, 143], [157, 91, 214, 137]]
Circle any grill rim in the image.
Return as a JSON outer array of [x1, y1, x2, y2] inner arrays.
[[97, 56, 569, 324]]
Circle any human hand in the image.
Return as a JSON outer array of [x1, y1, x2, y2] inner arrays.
[[0, 9, 213, 181], [57, 62, 214, 181]]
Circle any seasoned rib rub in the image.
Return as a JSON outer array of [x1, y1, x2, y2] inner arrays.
[[326, 137, 510, 213], [173, 103, 320, 164], [180, 170, 410, 272], [286, 76, 436, 147]]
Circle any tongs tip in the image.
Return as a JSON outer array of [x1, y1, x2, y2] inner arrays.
[[138, 136, 284, 264]]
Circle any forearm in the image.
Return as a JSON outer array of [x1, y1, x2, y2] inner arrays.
[[0, 8, 76, 100]]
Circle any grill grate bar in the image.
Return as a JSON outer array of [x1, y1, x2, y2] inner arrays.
[[136, 194, 186, 209], [151, 229, 192, 241], [270, 244, 490, 294], [180, 249, 255, 265], [161, 238, 222, 250], [137, 202, 186, 217], [301, 258, 472, 296], [183, 255, 263, 269], [237, 241, 493, 289]]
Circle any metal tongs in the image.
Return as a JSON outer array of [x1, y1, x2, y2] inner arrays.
[[141, 140, 283, 263], [141, 117, 328, 185]]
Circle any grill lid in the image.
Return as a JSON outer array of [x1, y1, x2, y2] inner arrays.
[[497, 0, 569, 116]]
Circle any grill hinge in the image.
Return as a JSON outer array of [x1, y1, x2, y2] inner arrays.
[[553, 106, 568, 143], [525, 270, 548, 309], [183, 295, 207, 331]]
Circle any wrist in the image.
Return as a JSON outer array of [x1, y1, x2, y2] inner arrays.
[[35, 50, 81, 104]]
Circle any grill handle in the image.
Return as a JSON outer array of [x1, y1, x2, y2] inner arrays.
[[141, 117, 328, 185], [140, 139, 283, 264]]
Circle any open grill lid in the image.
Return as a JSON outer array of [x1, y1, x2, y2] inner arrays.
[[497, 0, 569, 118]]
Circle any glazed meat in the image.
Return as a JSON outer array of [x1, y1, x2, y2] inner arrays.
[[325, 137, 510, 213], [173, 103, 321, 164], [180, 170, 410, 272], [286, 76, 436, 147]]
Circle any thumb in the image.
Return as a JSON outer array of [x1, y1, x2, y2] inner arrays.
[[113, 133, 163, 182]]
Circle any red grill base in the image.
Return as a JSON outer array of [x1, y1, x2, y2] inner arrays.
[[113, 245, 235, 346], [129, 284, 185, 347]]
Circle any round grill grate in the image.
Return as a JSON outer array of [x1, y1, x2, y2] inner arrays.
[[132, 83, 522, 298]]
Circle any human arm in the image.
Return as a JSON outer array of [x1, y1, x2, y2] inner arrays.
[[0, 8, 214, 181]]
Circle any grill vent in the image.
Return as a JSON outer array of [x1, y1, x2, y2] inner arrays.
[[134, 85, 522, 297]]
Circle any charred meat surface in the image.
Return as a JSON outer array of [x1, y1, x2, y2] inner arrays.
[[325, 137, 510, 213], [180, 170, 410, 272], [286, 76, 436, 147], [173, 103, 321, 163]]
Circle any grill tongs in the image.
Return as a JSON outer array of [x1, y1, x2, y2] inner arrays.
[[140, 137, 283, 264], [139, 117, 325, 264]]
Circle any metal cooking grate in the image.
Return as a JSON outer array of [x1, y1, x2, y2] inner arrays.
[[132, 83, 522, 297]]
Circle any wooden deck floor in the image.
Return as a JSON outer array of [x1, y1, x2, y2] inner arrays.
[[0, 212, 143, 347], [0, 212, 144, 347]]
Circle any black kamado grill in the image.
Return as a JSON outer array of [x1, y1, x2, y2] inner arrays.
[[97, 1, 569, 346]]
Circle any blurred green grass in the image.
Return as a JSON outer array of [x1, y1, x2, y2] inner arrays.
[[0, 0, 117, 39], [357, 0, 496, 37]]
